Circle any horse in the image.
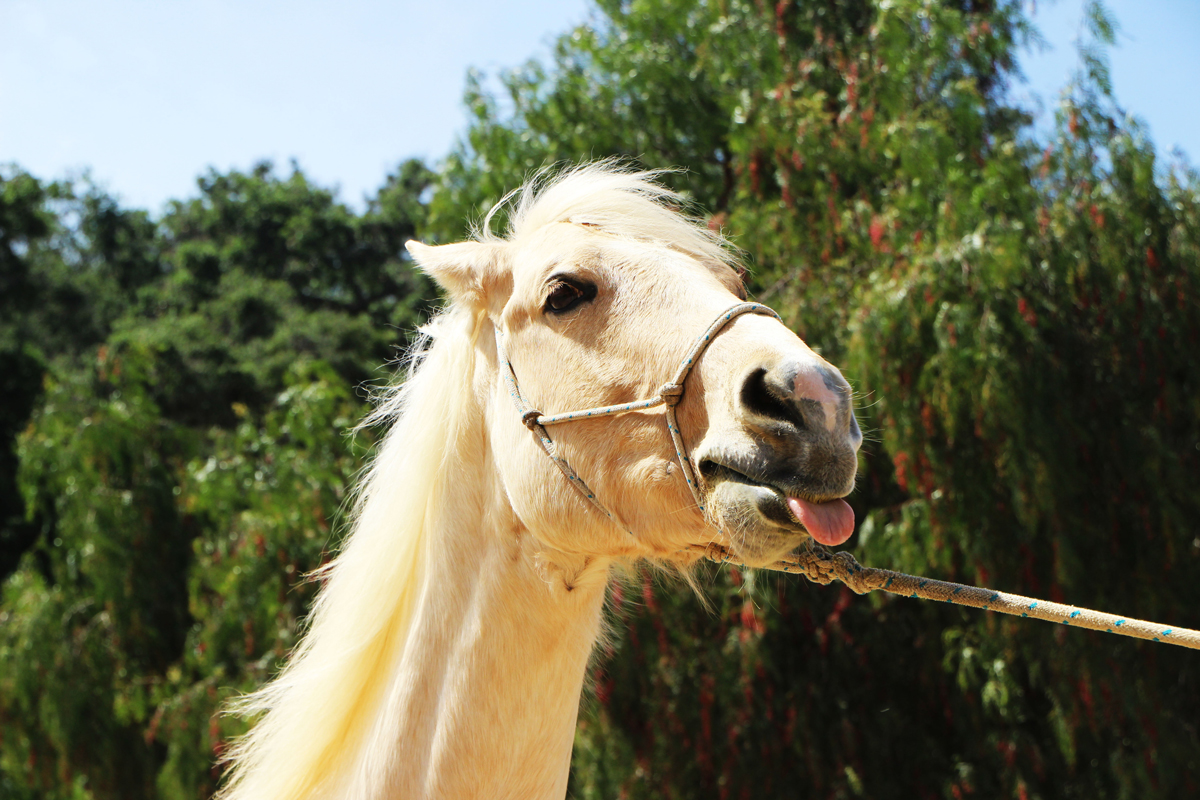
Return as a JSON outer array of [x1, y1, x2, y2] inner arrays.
[[217, 163, 863, 800]]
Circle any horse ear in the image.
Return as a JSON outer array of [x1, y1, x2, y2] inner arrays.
[[405, 240, 502, 306]]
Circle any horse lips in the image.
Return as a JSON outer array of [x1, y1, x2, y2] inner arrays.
[[786, 496, 855, 546]]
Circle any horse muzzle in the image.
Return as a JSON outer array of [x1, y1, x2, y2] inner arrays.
[[697, 354, 861, 565]]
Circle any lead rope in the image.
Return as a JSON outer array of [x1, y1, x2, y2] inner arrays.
[[686, 541, 1200, 651]]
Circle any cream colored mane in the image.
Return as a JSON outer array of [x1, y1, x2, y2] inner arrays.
[[217, 302, 480, 800], [480, 163, 737, 276]]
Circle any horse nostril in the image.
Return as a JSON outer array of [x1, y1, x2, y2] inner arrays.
[[740, 360, 858, 439], [740, 367, 804, 429]]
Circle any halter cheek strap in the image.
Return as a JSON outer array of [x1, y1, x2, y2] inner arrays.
[[498, 302, 782, 531]]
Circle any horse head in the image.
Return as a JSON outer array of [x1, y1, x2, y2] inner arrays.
[[408, 165, 861, 570]]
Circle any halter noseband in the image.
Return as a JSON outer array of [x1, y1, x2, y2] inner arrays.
[[498, 302, 782, 532]]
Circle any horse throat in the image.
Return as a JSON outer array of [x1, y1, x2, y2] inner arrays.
[[368, 428, 612, 799]]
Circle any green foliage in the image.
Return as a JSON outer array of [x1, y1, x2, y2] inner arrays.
[[3, 345, 194, 800], [0, 160, 427, 798], [848, 105, 1200, 798], [117, 159, 433, 426], [153, 362, 368, 800], [0, 169, 156, 581], [1, 346, 371, 799]]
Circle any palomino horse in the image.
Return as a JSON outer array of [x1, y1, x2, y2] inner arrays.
[[218, 164, 862, 800]]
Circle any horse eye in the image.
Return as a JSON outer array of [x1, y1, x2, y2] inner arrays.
[[544, 279, 594, 314]]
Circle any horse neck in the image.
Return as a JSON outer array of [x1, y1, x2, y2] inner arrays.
[[364, 399, 613, 799]]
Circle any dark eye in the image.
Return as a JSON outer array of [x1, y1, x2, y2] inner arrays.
[[544, 278, 596, 314]]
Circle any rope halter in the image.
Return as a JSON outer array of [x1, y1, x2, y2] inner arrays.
[[499, 302, 782, 530]]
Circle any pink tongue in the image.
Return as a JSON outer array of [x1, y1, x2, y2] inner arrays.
[[786, 497, 855, 546]]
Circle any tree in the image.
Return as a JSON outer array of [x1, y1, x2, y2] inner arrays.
[[0, 161, 433, 799], [0, 169, 157, 582], [2, 345, 194, 800], [118, 160, 434, 426]]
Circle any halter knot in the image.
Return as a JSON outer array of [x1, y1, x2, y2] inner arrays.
[[521, 409, 543, 430], [659, 383, 685, 407]]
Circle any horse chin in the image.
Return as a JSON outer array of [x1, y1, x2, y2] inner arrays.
[[706, 481, 811, 567]]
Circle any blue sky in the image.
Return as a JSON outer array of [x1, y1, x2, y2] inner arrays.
[[1018, 0, 1200, 159], [1, 0, 1196, 214]]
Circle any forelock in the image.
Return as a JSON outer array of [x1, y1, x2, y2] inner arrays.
[[477, 160, 744, 283]]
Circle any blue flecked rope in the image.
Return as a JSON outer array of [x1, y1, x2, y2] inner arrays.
[[497, 302, 781, 525], [689, 542, 1200, 651]]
